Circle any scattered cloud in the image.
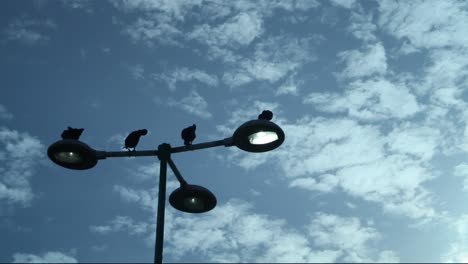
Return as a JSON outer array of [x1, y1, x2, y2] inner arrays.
[[222, 36, 318, 87], [387, 122, 440, 161], [3, 16, 56, 45], [378, 0, 468, 51], [128, 64, 144, 80], [190, 11, 263, 48], [60, 0, 93, 12], [90, 215, 149, 235], [289, 174, 339, 193], [347, 10, 377, 43], [124, 162, 160, 182], [0, 127, 44, 207], [12, 251, 77, 263], [420, 49, 468, 95], [110, 0, 202, 21], [304, 78, 421, 121], [96, 185, 397, 263], [453, 163, 468, 192], [217, 102, 438, 220], [308, 212, 399, 262], [442, 215, 468, 262], [123, 16, 183, 46], [154, 67, 219, 91], [276, 76, 300, 96], [330, 0, 357, 9], [337, 42, 387, 79], [161, 90, 212, 119], [336, 155, 436, 219], [0, 105, 13, 120]]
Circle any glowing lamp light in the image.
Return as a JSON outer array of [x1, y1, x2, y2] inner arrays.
[[183, 197, 205, 212], [231, 119, 285, 153], [248, 131, 279, 145], [169, 184, 217, 213], [47, 140, 98, 170], [54, 151, 83, 164]]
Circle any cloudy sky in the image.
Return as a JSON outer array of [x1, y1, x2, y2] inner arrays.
[[2, 0, 468, 262]]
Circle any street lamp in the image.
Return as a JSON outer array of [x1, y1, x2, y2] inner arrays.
[[47, 117, 285, 263]]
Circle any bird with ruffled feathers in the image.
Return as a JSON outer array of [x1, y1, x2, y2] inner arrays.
[[258, 110, 273, 121], [61, 127, 84, 140], [181, 124, 196, 146], [124, 129, 148, 151]]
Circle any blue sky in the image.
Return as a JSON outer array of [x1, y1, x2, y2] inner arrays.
[[2, 0, 468, 262]]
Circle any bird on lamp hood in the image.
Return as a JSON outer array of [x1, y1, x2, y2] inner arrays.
[[61, 127, 84, 140], [258, 110, 273, 121]]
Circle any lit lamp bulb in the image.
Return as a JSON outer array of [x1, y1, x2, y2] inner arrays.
[[54, 151, 83, 164], [248, 131, 279, 145], [183, 197, 204, 211]]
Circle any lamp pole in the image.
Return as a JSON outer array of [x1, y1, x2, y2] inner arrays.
[[155, 143, 170, 264], [47, 118, 285, 264]]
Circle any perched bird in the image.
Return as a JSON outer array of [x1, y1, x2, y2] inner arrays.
[[61, 127, 84, 140], [258, 110, 273, 121], [124, 129, 148, 151], [181, 124, 196, 146]]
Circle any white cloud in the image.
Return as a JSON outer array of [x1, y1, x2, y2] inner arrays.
[[279, 118, 385, 176], [96, 177, 397, 263], [378, 0, 468, 50], [223, 36, 317, 87], [218, 103, 438, 220], [441, 215, 468, 262], [336, 155, 436, 219], [0, 127, 44, 206], [164, 90, 213, 119], [453, 163, 468, 192], [4, 16, 56, 45], [154, 67, 219, 91], [128, 162, 160, 181], [308, 213, 388, 263], [123, 16, 182, 46], [90, 215, 149, 235], [110, 0, 202, 21], [347, 10, 377, 43], [304, 78, 421, 121], [61, 0, 93, 12], [129, 64, 144, 80], [166, 200, 393, 262], [113, 185, 157, 212], [12, 251, 77, 263], [387, 122, 441, 161], [294, 0, 321, 11], [190, 11, 263, 48], [289, 174, 339, 193], [276, 77, 300, 96], [338, 42, 387, 79], [0, 104, 13, 120], [420, 49, 468, 95], [330, 0, 356, 9]]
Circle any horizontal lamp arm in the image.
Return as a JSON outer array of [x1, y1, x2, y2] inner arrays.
[[170, 137, 233, 154], [94, 137, 234, 160]]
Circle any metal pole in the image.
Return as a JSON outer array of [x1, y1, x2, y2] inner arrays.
[[154, 144, 171, 264]]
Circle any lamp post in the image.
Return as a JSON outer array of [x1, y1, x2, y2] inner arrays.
[[47, 119, 285, 263]]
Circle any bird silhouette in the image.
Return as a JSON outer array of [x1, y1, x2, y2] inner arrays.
[[61, 127, 84, 140], [124, 129, 148, 151], [258, 110, 273, 121], [181, 124, 196, 146]]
